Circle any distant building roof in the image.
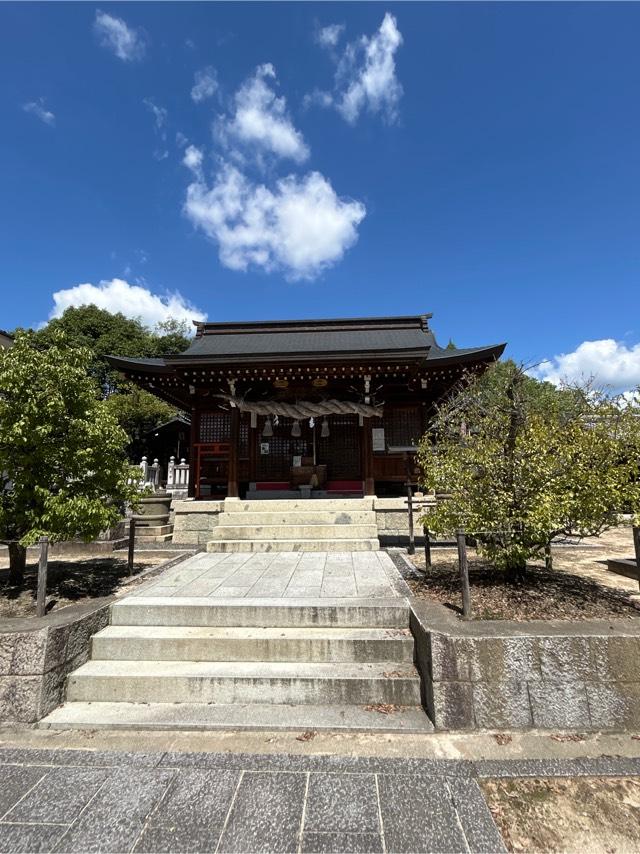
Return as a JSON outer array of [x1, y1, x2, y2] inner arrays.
[[0, 330, 14, 349]]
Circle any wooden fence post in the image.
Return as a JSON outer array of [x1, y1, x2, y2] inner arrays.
[[423, 525, 431, 572], [456, 528, 472, 619], [633, 525, 640, 591], [36, 536, 49, 618], [128, 518, 136, 576], [406, 483, 415, 555]]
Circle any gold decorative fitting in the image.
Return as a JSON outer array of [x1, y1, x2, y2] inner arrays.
[[273, 378, 289, 388], [312, 377, 328, 388]]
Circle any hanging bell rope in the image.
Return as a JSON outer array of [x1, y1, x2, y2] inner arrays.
[[214, 393, 383, 419]]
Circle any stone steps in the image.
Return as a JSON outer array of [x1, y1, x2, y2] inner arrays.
[[110, 597, 410, 628], [225, 498, 374, 512], [221, 511, 376, 525], [207, 539, 380, 553], [39, 590, 431, 733], [209, 524, 379, 541], [204, 498, 380, 553], [66, 660, 422, 705], [91, 625, 415, 663], [40, 701, 433, 733]]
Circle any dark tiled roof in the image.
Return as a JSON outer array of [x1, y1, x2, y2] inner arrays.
[[106, 315, 506, 371], [180, 328, 435, 359]]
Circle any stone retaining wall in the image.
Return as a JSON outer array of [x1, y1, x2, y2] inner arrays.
[[171, 500, 223, 545], [0, 599, 112, 723], [374, 497, 435, 545], [411, 600, 640, 731]]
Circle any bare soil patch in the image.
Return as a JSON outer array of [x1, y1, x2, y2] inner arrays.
[[0, 553, 168, 618], [481, 777, 640, 853], [407, 555, 639, 620]]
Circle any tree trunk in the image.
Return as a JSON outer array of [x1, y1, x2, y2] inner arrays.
[[7, 541, 27, 587], [505, 554, 527, 585]]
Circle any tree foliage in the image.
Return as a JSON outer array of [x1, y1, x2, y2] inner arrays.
[[17, 306, 190, 446], [0, 332, 140, 585], [418, 360, 640, 580]]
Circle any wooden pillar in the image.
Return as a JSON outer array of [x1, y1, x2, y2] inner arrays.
[[248, 413, 258, 484], [228, 406, 240, 498], [362, 417, 375, 496], [188, 408, 198, 498]]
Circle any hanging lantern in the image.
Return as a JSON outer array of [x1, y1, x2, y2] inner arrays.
[[309, 417, 315, 429], [321, 417, 330, 438], [262, 417, 273, 437], [291, 420, 301, 438]]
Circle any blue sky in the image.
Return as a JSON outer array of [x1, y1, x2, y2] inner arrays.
[[2, 2, 640, 390]]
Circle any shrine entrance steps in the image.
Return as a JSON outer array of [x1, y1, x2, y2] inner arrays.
[[40, 551, 433, 733], [206, 498, 380, 553]]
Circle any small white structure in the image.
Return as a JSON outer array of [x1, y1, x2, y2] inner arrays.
[[166, 456, 190, 498]]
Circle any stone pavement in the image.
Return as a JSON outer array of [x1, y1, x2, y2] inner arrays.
[[0, 747, 509, 853], [128, 551, 404, 600]]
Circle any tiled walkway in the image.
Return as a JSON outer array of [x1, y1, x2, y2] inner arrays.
[[0, 748, 507, 853], [131, 552, 405, 600]]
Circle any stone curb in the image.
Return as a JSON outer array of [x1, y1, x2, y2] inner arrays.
[[1, 746, 639, 780]]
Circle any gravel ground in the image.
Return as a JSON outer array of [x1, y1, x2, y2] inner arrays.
[[0, 554, 168, 618], [482, 776, 640, 853], [407, 526, 640, 620]]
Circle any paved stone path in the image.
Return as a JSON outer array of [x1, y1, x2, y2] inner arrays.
[[3, 748, 640, 853], [0, 747, 507, 853], [129, 552, 404, 600]]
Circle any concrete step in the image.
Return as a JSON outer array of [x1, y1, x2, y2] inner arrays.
[[225, 499, 374, 512], [66, 660, 422, 705], [40, 701, 433, 733], [135, 524, 174, 537], [221, 511, 376, 525], [135, 533, 174, 543], [209, 524, 379, 541], [91, 625, 415, 663], [111, 597, 410, 628], [206, 539, 380, 553]]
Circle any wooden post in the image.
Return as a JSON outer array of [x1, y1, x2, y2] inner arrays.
[[633, 525, 640, 590], [188, 408, 198, 498], [128, 518, 136, 575], [36, 536, 49, 618], [227, 406, 240, 498], [423, 525, 431, 571], [248, 413, 257, 484], [361, 418, 375, 496], [456, 528, 472, 619], [406, 482, 415, 555]]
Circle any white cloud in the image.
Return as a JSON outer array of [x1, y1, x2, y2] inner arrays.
[[224, 64, 309, 163], [332, 13, 403, 124], [302, 88, 334, 111], [535, 339, 640, 393], [94, 10, 146, 62], [50, 279, 206, 330], [191, 67, 218, 103], [183, 145, 203, 173], [144, 98, 167, 129], [184, 161, 366, 280], [143, 99, 168, 161], [316, 23, 345, 49], [22, 99, 55, 126]]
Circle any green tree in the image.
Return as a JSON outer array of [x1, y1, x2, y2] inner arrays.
[[0, 332, 140, 587], [418, 361, 640, 581], [18, 306, 189, 448]]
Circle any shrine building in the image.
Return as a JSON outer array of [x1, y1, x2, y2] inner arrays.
[[108, 314, 505, 500]]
